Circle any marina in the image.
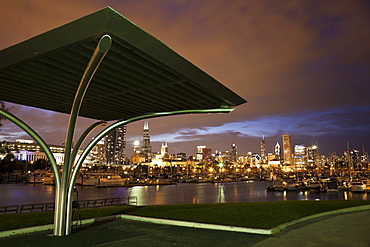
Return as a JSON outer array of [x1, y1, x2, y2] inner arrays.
[[0, 180, 368, 208]]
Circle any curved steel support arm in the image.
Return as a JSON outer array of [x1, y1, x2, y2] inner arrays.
[[63, 35, 112, 176], [70, 107, 235, 188], [0, 108, 60, 184], [70, 120, 107, 168], [65, 108, 234, 233], [0, 108, 63, 235]]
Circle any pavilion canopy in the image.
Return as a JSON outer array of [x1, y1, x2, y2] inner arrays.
[[0, 7, 246, 121]]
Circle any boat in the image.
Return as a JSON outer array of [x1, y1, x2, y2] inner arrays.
[[42, 174, 55, 185], [308, 181, 321, 191], [327, 178, 339, 192], [266, 180, 286, 191], [76, 171, 117, 186], [76, 176, 100, 186], [351, 181, 366, 192], [285, 181, 301, 191], [26, 169, 50, 183], [365, 185, 370, 193], [95, 176, 129, 188]]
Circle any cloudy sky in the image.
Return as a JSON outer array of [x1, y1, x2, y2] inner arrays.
[[0, 0, 369, 157]]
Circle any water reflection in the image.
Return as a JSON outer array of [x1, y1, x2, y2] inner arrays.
[[0, 181, 369, 206]]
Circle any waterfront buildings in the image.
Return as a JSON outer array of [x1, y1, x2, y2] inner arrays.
[[0, 139, 66, 165], [196, 145, 212, 162], [1, 124, 369, 173]]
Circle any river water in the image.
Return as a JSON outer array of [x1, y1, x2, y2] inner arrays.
[[0, 181, 368, 207]]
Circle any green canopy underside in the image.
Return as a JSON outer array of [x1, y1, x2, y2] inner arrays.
[[0, 7, 246, 121]]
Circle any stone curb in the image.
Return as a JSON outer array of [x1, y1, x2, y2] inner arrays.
[[0, 224, 54, 238], [0, 215, 121, 238], [120, 215, 274, 235], [121, 205, 370, 235]]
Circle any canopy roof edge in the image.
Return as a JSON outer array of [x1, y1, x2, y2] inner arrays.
[[0, 7, 246, 121]]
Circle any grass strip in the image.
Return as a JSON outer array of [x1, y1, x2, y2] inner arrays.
[[0, 200, 369, 231], [0, 206, 134, 231], [127, 200, 370, 229]]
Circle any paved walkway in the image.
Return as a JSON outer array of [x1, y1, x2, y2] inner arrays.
[[252, 210, 370, 247], [0, 210, 369, 246]]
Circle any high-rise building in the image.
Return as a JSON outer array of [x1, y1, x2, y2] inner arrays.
[[142, 121, 152, 161], [161, 143, 168, 157], [176, 153, 187, 161], [133, 140, 140, 154], [350, 149, 360, 171], [196, 145, 212, 162], [196, 145, 206, 161], [274, 142, 280, 157], [307, 144, 318, 166], [260, 137, 266, 163], [294, 144, 306, 167], [231, 144, 237, 162], [90, 139, 105, 163], [105, 125, 126, 164], [282, 134, 292, 164]]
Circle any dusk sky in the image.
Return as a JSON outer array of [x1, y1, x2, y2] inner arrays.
[[0, 0, 369, 157]]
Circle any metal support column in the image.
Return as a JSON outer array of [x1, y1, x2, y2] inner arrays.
[[55, 34, 111, 236]]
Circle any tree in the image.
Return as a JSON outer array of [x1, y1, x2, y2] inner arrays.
[[33, 158, 50, 170], [0, 101, 10, 130]]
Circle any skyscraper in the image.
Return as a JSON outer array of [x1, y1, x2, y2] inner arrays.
[[282, 134, 292, 164], [142, 121, 152, 161], [294, 144, 306, 167], [133, 140, 140, 154], [161, 143, 168, 157], [260, 137, 266, 163], [105, 125, 126, 164], [274, 142, 281, 158], [231, 143, 237, 162]]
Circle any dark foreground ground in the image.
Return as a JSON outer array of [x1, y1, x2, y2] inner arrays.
[[0, 209, 369, 247]]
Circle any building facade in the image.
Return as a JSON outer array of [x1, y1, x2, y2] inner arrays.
[[104, 125, 127, 164], [282, 134, 292, 165], [142, 121, 152, 161]]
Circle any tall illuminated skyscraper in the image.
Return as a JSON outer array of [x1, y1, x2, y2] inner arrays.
[[231, 143, 237, 162], [260, 136, 266, 163], [274, 142, 281, 158], [161, 143, 168, 157], [142, 121, 152, 161], [105, 125, 126, 164], [282, 134, 292, 164]]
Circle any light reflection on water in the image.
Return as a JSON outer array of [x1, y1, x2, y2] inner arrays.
[[0, 181, 368, 206]]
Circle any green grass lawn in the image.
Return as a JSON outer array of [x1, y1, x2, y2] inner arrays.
[[0, 206, 134, 232], [0, 200, 369, 231], [128, 200, 370, 229]]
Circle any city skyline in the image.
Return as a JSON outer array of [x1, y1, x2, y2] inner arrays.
[[0, 1, 369, 157]]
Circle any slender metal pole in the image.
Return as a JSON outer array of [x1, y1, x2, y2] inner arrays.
[[56, 34, 111, 236]]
